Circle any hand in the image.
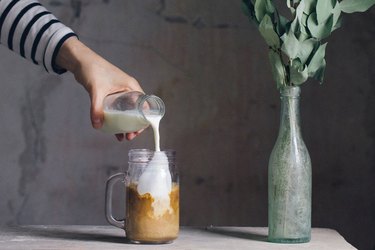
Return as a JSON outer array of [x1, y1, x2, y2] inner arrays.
[[56, 37, 144, 141]]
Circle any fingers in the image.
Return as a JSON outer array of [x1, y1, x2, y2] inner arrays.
[[126, 129, 145, 140], [90, 90, 105, 129], [126, 133, 137, 141], [115, 134, 125, 141], [115, 133, 137, 141]]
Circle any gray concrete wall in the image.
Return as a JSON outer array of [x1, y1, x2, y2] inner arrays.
[[0, 1, 373, 249]]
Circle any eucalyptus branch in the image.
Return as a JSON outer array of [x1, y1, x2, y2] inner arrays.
[[242, 0, 375, 89]]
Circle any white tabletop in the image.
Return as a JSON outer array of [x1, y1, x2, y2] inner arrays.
[[0, 225, 356, 250]]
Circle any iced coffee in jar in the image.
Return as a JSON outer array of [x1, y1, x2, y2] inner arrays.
[[105, 149, 179, 243]]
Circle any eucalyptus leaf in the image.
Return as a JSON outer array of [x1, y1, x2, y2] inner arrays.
[[275, 11, 289, 36], [243, 0, 270, 27], [286, 0, 294, 9], [299, 22, 309, 38], [288, 1, 307, 40], [308, 43, 327, 77], [340, 0, 375, 13], [312, 59, 326, 83], [290, 60, 309, 85], [290, 17, 300, 35], [301, 12, 308, 27], [299, 13, 310, 39], [241, 0, 252, 16], [295, 0, 305, 20], [298, 16, 310, 38], [316, 0, 334, 24], [242, 0, 258, 24], [331, 1, 342, 31], [281, 31, 300, 58], [304, 0, 317, 14], [287, 0, 296, 15], [291, 0, 304, 15], [279, 15, 289, 28], [332, 14, 343, 31], [255, 0, 275, 22], [287, 0, 292, 9], [297, 38, 317, 65], [307, 13, 334, 40], [299, 32, 310, 41], [269, 50, 287, 88], [259, 14, 280, 48]]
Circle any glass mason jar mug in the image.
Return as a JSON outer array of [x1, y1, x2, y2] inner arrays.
[[105, 149, 179, 244], [100, 91, 165, 134]]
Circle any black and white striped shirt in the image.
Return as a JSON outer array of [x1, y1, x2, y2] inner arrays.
[[0, 0, 77, 74]]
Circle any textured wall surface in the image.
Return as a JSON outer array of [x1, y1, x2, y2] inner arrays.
[[0, 1, 374, 249]]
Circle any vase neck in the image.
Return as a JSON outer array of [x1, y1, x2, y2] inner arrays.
[[278, 86, 301, 137]]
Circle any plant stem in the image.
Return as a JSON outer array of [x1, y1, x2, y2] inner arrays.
[[276, 48, 290, 87]]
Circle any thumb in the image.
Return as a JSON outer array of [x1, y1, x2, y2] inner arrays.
[[90, 91, 105, 129]]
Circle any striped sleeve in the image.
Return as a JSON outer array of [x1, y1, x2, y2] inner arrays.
[[0, 0, 77, 74]]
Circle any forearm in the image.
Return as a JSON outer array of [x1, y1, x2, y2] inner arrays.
[[0, 0, 76, 74], [1, 0, 144, 140], [55, 37, 87, 76]]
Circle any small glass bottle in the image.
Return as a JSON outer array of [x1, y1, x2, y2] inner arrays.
[[100, 91, 165, 134], [268, 86, 312, 243]]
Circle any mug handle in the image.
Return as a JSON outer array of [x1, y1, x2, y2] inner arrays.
[[105, 173, 126, 229]]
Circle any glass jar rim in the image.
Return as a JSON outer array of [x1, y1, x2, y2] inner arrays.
[[128, 149, 176, 163]]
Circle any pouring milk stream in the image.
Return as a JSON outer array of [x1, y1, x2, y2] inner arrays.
[[136, 114, 172, 216], [101, 91, 172, 216]]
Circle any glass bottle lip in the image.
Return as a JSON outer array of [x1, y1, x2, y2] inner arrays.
[[137, 94, 166, 120], [280, 86, 301, 98]]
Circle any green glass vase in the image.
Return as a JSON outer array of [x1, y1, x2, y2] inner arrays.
[[268, 86, 312, 243]]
